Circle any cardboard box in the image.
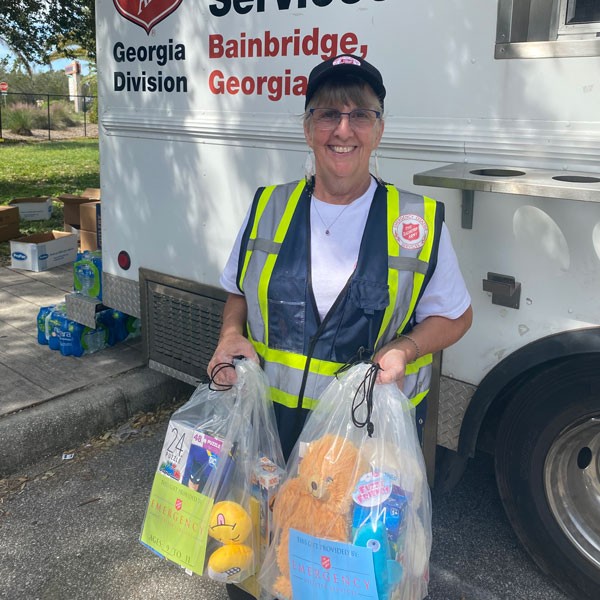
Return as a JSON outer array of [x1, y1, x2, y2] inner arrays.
[[0, 205, 19, 226], [80, 202, 101, 232], [79, 202, 101, 251], [10, 231, 78, 272], [83, 188, 101, 200], [57, 195, 97, 228], [9, 197, 53, 221], [0, 206, 20, 241], [0, 223, 21, 243], [80, 230, 98, 252], [64, 224, 81, 241]]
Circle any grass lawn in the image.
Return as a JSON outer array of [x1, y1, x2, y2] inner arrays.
[[0, 138, 99, 264]]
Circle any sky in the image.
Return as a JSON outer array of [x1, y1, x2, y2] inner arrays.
[[0, 43, 91, 75]]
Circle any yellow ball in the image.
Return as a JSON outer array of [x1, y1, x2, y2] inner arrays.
[[207, 544, 254, 583], [208, 501, 253, 544]]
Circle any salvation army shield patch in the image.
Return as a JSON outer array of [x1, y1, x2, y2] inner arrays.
[[392, 214, 429, 250], [113, 0, 183, 34]]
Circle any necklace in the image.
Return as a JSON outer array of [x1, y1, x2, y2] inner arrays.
[[312, 198, 353, 235]]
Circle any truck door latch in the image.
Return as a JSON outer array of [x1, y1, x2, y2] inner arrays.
[[482, 272, 521, 309]]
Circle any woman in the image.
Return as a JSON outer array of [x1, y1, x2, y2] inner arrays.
[[210, 51, 472, 600]]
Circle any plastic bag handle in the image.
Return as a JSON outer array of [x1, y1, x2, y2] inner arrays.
[[350, 362, 381, 437], [208, 362, 236, 391]]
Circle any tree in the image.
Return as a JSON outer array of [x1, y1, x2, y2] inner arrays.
[[47, 0, 97, 63], [0, 58, 69, 102], [0, 0, 96, 70], [0, 1, 46, 75]]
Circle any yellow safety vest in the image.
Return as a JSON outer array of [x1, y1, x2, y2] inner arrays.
[[237, 178, 443, 410]]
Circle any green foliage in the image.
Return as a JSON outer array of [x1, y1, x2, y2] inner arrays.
[[0, 57, 98, 123], [87, 98, 98, 124], [82, 73, 98, 123], [4, 104, 35, 135], [49, 102, 79, 129], [31, 70, 70, 96], [49, 1, 97, 62], [0, 61, 69, 99], [0, 1, 46, 73], [0, 0, 96, 67], [0, 60, 38, 102], [2, 101, 81, 132]]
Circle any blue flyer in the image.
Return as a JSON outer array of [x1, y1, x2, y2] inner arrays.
[[289, 529, 378, 600]]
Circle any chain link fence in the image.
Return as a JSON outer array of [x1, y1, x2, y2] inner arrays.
[[0, 92, 97, 141]]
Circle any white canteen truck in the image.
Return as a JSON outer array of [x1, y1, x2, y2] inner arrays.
[[92, 1, 600, 597]]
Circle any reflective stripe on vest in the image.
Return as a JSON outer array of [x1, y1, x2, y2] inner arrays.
[[238, 181, 305, 347], [238, 179, 442, 409]]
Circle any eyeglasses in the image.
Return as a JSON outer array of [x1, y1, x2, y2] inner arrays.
[[309, 108, 381, 131]]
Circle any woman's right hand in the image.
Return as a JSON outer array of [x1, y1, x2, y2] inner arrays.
[[207, 332, 258, 387]]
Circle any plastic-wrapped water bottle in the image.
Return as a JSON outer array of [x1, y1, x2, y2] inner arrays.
[[96, 309, 129, 346], [81, 323, 108, 354], [75, 262, 95, 296], [126, 316, 142, 340], [37, 306, 54, 345], [59, 319, 85, 357], [73, 251, 103, 300], [111, 311, 129, 344], [113, 310, 129, 342], [45, 304, 68, 351]]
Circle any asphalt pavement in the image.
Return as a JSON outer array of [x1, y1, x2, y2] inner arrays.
[[0, 409, 571, 600]]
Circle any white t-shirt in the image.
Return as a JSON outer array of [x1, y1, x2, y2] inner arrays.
[[220, 178, 471, 322]]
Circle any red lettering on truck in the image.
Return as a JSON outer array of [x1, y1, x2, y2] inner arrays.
[[208, 28, 364, 60]]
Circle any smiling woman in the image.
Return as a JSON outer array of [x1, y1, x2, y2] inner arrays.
[[201, 45, 469, 598]]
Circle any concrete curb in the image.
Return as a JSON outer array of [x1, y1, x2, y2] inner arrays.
[[0, 367, 194, 477]]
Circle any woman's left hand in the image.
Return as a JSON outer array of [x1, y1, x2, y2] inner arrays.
[[372, 307, 473, 388]]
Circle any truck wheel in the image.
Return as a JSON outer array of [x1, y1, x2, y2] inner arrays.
[[494, 356, 600, 600]]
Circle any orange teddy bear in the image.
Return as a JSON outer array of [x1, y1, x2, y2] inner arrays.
[[271, 433, 367, 600]]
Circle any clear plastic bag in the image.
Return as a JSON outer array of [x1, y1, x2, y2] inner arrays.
[[259, 362, 432, 600], [140, 359, 285, 597]]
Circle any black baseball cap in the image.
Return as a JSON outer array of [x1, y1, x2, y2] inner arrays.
[[305, 54, 386, 110]]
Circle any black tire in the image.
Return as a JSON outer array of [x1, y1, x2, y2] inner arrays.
[[433, 445, 469, 495], [495, 355, 600, 600]]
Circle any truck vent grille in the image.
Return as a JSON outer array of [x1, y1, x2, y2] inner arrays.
[[140, 269, 227, 384]]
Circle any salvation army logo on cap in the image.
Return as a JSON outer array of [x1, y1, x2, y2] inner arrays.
[[305, 53, 386, 109], [332, 56, 362, 67], [393, 214, 429, 250], [113, 0, 183, 34]]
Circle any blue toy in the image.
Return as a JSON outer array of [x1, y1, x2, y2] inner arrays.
[[353, 519, 403, 600]]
